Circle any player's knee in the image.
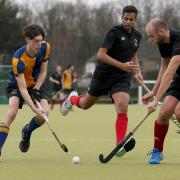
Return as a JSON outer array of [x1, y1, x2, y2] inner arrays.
[[116, 102, 128, 113], [35, 116, 45, 125], [175, 110, 180, 121], [8, 108, 18, 120], [158, 111, 171, 124], [80, 103, 91, 110]]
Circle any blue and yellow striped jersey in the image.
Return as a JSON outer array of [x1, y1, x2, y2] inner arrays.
[[9, 41, 50, 88]]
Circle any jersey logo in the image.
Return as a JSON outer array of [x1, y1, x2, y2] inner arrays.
[[121, 37, 126, 41], [134, 39, 138, 47]]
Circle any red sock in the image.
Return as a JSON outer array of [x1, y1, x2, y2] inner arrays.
[[59, 99, 64, 108], [70, 96, 83, 108], [116, 113, 128, 145], [51, 99, 56, 108], [154, 121, 169, 152]]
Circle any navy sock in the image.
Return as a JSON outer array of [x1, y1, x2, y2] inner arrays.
[[0, 125, 9, 152], [24, 117, 42, 134]]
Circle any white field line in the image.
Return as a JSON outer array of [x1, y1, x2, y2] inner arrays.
[[7, 137, 180, 142]]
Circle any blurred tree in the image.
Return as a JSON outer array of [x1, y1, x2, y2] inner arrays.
[[37, 1, 116, 71], [158, 1, 180, 29], [0, 0, 29, 57]]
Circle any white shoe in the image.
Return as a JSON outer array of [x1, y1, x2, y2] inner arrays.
[[61, 91, 78, 116]]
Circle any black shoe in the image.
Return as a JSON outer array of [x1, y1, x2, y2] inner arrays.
[[19, 125, 31, 153]]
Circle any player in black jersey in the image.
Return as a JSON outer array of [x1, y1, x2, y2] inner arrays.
[[61, 5, 143, 157], [143, 18, 180, 164], [49, 65, 62, 110]]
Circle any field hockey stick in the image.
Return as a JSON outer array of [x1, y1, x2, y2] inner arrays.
[[99, 111, 152, 163], [138, 80, 180, 134], [35, 100, 68, 152]]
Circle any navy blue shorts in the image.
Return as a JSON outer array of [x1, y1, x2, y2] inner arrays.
[[88, 74, 131, 97], [6, 83, 47, 109]]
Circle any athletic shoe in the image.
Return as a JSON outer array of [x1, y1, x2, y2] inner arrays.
[[61, 91, 78, 116], [149, 148, 163, 164], [19, 125, 31, 153], [115, 137, 136, 157]]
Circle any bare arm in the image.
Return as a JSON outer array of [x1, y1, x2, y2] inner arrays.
[[34, 61, 48, 90], [142, 57, 170, 104], [152, 58, 170, 95], [49, 76, 59, 84], [131, 55, 141, 74], [155, 55, 180, 101], [97, 48, 138, 73]]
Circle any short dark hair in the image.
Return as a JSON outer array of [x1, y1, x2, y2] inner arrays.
[[23, 24, 45, 40], [122, 5, 138, 18], [67, 64, 72, 69]]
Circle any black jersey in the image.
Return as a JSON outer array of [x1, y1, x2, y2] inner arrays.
[[93, 25, 141, 79], [51, 72, 62, 91], [159, 29, 180, 75]]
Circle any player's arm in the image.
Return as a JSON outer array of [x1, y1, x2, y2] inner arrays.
[[142, 57, 169, 104], [152, 57, 170, 95], [33, 61, 48, 90], [131, 54, 143, 81], [49, 76, 59, 84], [155, 55, 180, 101], [97, 48, 138, 73]]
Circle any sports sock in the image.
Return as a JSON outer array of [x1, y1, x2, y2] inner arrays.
[[51, 98, 56, 109], [59, 99, 65, 107], [70, 96, 83, 108], [24, 117, 43, 134], [116, 113, 128, 145], [154, 120, 169, 152], [0, 124, 9, 153]]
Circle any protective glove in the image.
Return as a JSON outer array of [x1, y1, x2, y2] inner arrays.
[[30, 88, 41, 102]]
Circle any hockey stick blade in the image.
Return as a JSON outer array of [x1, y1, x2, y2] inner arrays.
[[52, 131, 68, 152], [99, 133, 133, 163]]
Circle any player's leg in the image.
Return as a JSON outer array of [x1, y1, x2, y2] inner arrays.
[[19, 99, 48, 152], [0, 96, 19, 155], [112, 92, 134, 157], [175, 102, 180, 121], [61, 77, 104, 116], [51, 87, 59, 110], [50, 94, 56, 110], [113, 92, 129, 145], [19, 84, 48, 152], [149, 95, 178, 164]]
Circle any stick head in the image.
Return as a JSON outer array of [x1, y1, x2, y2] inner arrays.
[[99, 154, 106, 163], [61, 144, 68, 153]]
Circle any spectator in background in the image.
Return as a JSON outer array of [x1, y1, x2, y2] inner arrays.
[[49, 64, 63, 110]]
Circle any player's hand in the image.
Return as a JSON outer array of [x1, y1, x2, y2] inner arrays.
[[134, 73, 143, 82], [120, 62, 139, 73], [147, 99, 158, 114], [30, 88, 41, 102], [34, 108, 45, 119], [142, 91, 154, 105]]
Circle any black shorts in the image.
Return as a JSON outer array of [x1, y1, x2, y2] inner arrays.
[[166, 75, 180, 100], [6, 83, 48, 109], [53, 84, 62, 93], [88, 74, 131, 97]]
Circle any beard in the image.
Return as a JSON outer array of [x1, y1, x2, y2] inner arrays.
[[156, 35, 165, 45]]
